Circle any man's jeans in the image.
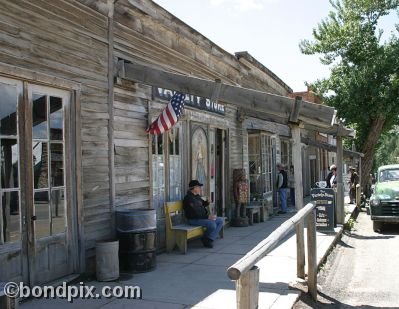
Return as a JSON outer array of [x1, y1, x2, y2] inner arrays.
[[188, 217, 224, 241], [278, 188, 288, 212]]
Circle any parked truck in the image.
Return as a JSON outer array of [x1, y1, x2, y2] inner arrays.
[[368, 164, 399, 232]]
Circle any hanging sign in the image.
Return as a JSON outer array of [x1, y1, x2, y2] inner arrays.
[[153, 87, 225, 115]]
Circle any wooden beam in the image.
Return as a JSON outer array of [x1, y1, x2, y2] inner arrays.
[[210, 78, 222, 104], [117, 61, 338, 130], [289, 96, 302, 123]]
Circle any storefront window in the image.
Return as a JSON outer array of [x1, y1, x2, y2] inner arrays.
[[151, 124, 183, 213], [249, 133, 273, 201], [152, 134, 165, 215], [168, 126, 182, 201], [262, 134, 273, 194]]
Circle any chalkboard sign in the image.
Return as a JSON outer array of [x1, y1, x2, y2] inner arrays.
[[311, 188, 335, 232]]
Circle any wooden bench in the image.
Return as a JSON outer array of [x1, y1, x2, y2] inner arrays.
[[165, 201, 224, 254]]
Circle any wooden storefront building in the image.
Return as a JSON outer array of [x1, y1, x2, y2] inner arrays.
[[0, 0, 349, 286]]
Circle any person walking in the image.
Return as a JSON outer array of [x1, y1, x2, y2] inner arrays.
[[276, 163, 289, 214]]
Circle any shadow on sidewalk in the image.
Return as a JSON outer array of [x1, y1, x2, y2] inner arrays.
[[294, 290, 391, 309]]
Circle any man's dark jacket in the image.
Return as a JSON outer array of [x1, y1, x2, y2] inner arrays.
[[183, 190, 209, 220], [326, 172, 333, 188]]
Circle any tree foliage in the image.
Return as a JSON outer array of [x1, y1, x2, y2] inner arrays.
[[300, 0, 399, 184], [374, 128, 399, 168]]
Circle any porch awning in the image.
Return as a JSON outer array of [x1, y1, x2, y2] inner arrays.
[[301, 137, 364, 158], [116, 61, 354, 137]]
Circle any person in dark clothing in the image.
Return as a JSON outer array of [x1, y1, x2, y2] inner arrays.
[[326, 164, 337, 188], [183, 180, 224, 248], [349, 167, 359, 204], [276, 163, 289, 214]]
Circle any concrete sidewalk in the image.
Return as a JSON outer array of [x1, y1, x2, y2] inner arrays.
[[22, 200, 356, 309]]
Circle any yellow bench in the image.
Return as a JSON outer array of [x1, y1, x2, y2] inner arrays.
[[165, 201, 224, 254]]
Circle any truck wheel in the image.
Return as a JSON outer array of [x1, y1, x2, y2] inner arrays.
[[373, 221, 383, 233]]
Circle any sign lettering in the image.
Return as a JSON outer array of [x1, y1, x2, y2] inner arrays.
[[153, 87, 225, 115], [311, 188, 336, 232]]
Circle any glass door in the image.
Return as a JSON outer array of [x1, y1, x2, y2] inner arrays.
[[0, 77, 27, 283], [28, 84, 73, 284]]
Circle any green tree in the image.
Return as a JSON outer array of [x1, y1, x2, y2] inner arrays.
[[374, 128, 399, 168], [300, 0, 399, 188]]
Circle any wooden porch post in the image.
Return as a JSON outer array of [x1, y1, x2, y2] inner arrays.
[[290, 96, 305, 279], [236, 266, 259, 309], [336, 135, 345, 224], [306, 209, 317, 300]]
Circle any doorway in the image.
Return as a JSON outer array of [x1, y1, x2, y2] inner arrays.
[[0, 76, 78, 285]]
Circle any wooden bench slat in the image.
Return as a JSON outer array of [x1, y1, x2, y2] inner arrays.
[[172, 224, 203, 231]]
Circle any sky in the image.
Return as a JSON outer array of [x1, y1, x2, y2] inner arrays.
[[153, 0, 398, 92]]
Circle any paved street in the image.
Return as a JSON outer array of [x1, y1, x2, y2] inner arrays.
[[294, 211, 399, 308]]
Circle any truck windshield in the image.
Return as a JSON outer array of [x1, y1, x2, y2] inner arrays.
[[379, 169, 399, 182]]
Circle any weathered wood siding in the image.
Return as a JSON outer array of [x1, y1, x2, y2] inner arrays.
[[0, 0, 112, 265], [113, 83, 151, 210]]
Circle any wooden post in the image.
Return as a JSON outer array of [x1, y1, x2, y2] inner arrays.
[[306, 209, 317, 300], [336, 135, 344, 224], [236, 266, 259, 309], [290, 118, 305, 279]]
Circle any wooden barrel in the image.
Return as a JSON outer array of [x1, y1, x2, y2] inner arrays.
[[118, 229, 157, 272], [116, 209, 156, 232]]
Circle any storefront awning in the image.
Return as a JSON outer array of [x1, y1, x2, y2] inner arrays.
[[116, 61, 355, 137], [301, 137, 364, 158]]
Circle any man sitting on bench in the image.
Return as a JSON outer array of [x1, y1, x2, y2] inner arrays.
[[183, 180, 224, 248]]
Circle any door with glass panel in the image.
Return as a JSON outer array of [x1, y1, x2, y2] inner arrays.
[[0, 77, 75, 285], [0, 77, 27, 283], [29, 84, 73, 284]]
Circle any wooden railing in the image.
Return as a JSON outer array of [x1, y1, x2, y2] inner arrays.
[[227, 202, 317, 309]]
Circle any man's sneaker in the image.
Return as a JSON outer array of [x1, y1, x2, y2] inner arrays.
[[277, 210, 287, 214]]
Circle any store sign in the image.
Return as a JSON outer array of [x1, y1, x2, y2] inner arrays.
[[153, 87, 225, 115], [311, 188, 335, 232]]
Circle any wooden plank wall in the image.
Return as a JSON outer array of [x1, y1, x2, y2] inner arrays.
[[0, 0, 111, 263], [113, 83, 151, 210]]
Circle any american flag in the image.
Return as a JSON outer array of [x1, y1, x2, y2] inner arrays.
[[147, 91, 186, 135]]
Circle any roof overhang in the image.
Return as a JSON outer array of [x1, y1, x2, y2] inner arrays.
[[116, 60, 355, 137], [301, 137, 364, 158]]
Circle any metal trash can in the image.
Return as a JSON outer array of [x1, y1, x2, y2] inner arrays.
[[116, 209, 157, 272], [96, 239, 119, 281]]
